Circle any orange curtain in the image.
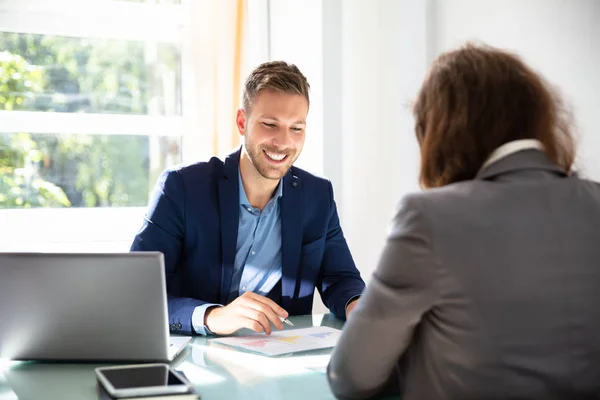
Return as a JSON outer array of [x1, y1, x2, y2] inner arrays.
[[186, 0, 248, 160], [229, 0, 248, 152]]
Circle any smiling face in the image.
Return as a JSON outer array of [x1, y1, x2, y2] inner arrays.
[[237, 89, 308, 181]]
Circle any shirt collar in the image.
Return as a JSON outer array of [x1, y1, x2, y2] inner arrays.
[[238, 167, 284, 207], [479, 139, 544, 173]]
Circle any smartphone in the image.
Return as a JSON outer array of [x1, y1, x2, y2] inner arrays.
[[95, 363, 193, 398]]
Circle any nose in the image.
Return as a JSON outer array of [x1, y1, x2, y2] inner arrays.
[[272, 127, 292, 148]]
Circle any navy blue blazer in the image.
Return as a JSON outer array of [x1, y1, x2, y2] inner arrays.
[[131, 148, 365, 334]]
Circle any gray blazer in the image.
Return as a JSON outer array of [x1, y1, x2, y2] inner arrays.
[[328, 150, 600, 400]]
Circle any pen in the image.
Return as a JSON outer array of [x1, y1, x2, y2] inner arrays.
[[279, 316, 294, 327]]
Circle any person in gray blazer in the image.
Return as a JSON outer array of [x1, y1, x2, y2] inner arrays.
[[327, 43, 600, 399]]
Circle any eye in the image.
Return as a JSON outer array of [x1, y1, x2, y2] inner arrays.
[[262, 122, 276, 128], [291, 127, 303, 132]]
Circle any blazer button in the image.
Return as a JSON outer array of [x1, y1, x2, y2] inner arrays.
[[177, 322, 182, 329], [292, 181, 298, 187]]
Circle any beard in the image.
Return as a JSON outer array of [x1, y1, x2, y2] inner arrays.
[[244, 141, 296, 180]]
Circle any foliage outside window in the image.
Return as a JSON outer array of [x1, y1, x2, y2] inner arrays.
[[0, 15, 183, 209]]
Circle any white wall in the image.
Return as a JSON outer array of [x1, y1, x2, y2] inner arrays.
[[336, 0, 425, 282], [268, 0, 324, 176], [432, 0, 600, 179]]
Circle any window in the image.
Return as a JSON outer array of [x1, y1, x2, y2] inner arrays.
[[0, 0, 189, 251]]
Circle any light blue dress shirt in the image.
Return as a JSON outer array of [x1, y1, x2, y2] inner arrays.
[[191, 168, 283, 335]]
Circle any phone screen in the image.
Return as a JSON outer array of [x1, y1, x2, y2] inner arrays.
[[100, 365, 185, 389]]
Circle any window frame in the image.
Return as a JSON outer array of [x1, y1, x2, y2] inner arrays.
[[0, 0, 191, 252], [0, 0, 271, 252], [1, 0, 271, 252], [0, 0, 185, 43]]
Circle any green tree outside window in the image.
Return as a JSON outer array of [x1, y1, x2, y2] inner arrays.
[[0, 33, 181, 209]]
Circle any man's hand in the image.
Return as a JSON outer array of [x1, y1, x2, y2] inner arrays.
[[345, 298, 359, 318], [204, 292, 288, 335]]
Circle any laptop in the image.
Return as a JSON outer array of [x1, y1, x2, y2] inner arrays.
[[0, 252, 191, 362]]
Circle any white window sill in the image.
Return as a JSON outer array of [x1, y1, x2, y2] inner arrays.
[[0, 207, 146, 253]]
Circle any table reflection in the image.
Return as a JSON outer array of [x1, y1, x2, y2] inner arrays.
[[0, 314, 344, 400]]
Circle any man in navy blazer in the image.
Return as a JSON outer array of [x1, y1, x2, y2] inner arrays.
[[131, 61, 365, 335]]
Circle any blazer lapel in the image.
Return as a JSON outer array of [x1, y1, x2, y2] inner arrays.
[[280, 170, 302, 312], [217, 149, 241, 304]]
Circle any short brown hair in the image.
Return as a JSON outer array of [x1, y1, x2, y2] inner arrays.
[[414, 43, 576, 188], [243, 61, 310, 112]]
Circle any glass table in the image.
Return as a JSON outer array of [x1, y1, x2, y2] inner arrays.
[[0, 314, 345, 400]]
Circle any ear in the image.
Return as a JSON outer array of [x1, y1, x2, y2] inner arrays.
[[235, 109, 247, 137]]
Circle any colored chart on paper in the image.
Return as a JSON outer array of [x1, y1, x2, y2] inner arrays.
[[308, 331, 333, 339], [243, 339, 269, 348], [274, 336, 302, 344], [211, 327, 342, 356]]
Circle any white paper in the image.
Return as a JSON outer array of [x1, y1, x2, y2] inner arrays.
[[210, 326, 341, 356]]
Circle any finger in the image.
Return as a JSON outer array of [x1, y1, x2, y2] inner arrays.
[[242, 298, 284, 331], [239, 316, 264, 334], [239, 293, 286, 330], [244, 292, 288, 318], [239, 307, 273, 335]]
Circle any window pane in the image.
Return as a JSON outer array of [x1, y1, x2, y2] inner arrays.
[[0, 32, 181, 115], [0, 133, 181, 209]]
